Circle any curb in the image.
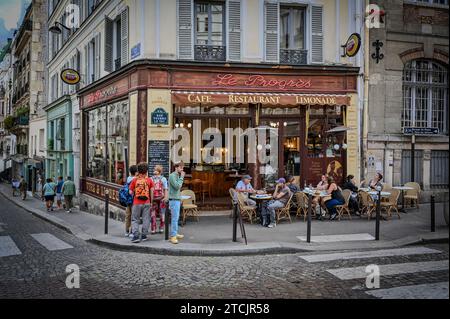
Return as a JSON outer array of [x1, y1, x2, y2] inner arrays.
[[1, 185, 448, 256]]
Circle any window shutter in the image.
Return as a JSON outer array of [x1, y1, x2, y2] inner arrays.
[[311, 5, 323, 63], [76, 49, 81, 90], [84, 44, 89, 85], [264, 1, 279, 63], [104, 17, 113, 72], [177, 0, 193, 60], [95, 34, 100, 80], [120, 7, 129, 66], [227, 0, 241, 61]]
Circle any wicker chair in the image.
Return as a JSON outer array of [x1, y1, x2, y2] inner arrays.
[[236, 192, 257, 224], [275, 194, 294, 224], [381, 188, 401, 219], [335, 189, 352, 221], [180, 190, 199, 225], [359, 190, 377, 220], [295, 192, 311, 221], [404, 182, 421, 208]]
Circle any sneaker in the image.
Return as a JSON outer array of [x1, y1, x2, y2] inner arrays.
[[128, 233, 134, 238], [158, 228, 164, 234], [131, 235, 140, 243], [330, 213, 337, 220], [176, 234, 184, 239], [66, 210, 71, 213], [169, 236, 178, 244], [151, 230, 156, 235], [267, 223, 276, 228], [141, 235, 148, 242], [125, 232, 130, 237]]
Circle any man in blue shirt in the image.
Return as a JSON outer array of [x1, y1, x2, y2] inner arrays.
[[235, 175, 257, 207]]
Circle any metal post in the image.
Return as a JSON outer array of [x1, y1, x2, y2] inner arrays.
[[165, 201, 170, 240], [232, 203, 237, 242], [431, 195, 435, 232], [411, 134, 415, 182], [104, 189, 109, 234], [375, 189, 381, 240], [307, 193, 312, 243]]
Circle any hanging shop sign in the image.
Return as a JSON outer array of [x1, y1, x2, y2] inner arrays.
[[60, 68, 81, 85], [342, 33, 362, 57]]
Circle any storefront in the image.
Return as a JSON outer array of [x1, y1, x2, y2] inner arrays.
[[78, 61, 359, 214]]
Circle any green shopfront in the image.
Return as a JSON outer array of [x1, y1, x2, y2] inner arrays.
[[44, 95, 74, 181]]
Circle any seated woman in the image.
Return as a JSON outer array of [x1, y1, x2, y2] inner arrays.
[[368, 173, 384, 191], [342, 174, 360, 215], [312, 174, 328, 215], [286, 175, 300, 194], [324, 176, 345, 220]]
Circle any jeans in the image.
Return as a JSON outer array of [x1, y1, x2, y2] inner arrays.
[[64, 195, 74, 210], [125, 204, 132, 232], [264, 200, 285, 224], [131, 204, 151, 236], [326, 199, 344, 216], [169, 200, 181, 238], [151, 200, 166, 232]]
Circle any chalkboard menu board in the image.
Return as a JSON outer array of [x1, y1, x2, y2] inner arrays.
[[148, 140, 170, 178]]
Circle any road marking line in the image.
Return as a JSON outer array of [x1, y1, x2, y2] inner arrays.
[[297, 233, 375, 243], [300, 247, 442, 263], [366, 282, 449, 299], [30, 233, 73, 251], [0, 236, 22, 257], [327, 260, 449, 280]]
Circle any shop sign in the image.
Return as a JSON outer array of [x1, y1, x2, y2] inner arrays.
[[87, 86, 118, 104], [151, 107, 169, 125], [403, 127, 439, 135], [83, 179, 120, 205], [212, 74, 312, 90], [60, 68, 80, 85], [342, 33, 362, 57]]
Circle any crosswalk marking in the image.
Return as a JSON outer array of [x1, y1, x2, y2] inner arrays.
[[297, 233, 375, 243], [327, 260, 449, 280], [300, 247, 442, 263], [0, 236, 22, 257], [30, 233, 73, 251], [366, 282, 449, 299]]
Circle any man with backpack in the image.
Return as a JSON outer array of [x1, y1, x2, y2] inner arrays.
[[150, 165, 168, 234], [123, 165, 137, 237], [128, 162, 154, 243]]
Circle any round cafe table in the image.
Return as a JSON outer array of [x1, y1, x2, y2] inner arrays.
[[302, 189, 331, 219], [250, 194, 273, 225], [392, 186, 414, 213]]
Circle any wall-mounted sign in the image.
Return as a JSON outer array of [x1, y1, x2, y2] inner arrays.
[[342, 33, 361, 57], [131, 43, 141, 60], [212, 74, 312, 90], [151, 107, 169, 125], [60, 68, 80, 85], [87, 86, 118, 104], [148, 140, 170, 179], [403, 127, 439, 135]]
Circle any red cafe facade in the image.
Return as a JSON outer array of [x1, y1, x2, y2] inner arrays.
[[77, 60, 359, 211]]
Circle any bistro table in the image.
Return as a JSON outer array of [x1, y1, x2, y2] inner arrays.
[[302, 189, 330, 219], [392, 186, 414, 214], [250, 194, 273, 225]]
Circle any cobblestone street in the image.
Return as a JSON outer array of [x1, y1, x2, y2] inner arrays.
[[0, 195, 448, 299]]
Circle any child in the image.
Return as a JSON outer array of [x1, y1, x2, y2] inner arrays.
[[150, 165, 168, 234]]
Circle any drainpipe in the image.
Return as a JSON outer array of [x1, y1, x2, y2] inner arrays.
[[361, 0, 370, 181]]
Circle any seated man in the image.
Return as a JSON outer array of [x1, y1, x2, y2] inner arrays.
[[286, 175, 300, 194], [264, 178, 291, 228], [235, 175, 257, 207]]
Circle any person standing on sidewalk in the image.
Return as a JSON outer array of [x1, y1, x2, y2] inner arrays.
[[128, 162, 154, 243], [55, 176, 64, 210], [19, 176, 27, 200], [43, 178, 56, 212], [168, 162, 185, 244], [62, 176, 76, 213], [150, 165, 168, 234], [124, 165, 138, 237]]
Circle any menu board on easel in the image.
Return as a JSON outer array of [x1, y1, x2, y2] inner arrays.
[[148, 140, 170, 179]]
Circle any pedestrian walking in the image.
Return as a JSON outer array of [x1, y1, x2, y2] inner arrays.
[[168, 162, 185, 244], [55, 176, 64, 209], [124, 165, 138, 237], [43, 178, 57, 212], [128, 162, 154, 243], [19, 175, 27, 200], [62, 176, 76, 213], [11, 177, 20, 197], [150, 165, 168, 234]]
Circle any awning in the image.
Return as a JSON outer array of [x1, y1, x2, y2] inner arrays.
[[172, 91, 350, 106], [10, 154, 26, 163]]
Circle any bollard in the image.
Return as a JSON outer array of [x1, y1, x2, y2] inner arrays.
[[165, 201, 170, 240], [307, 193, 312, 243], [232, 203, 238, 242], [375, 189, 381, 240], [104, 189, 109, 235], [431, 195, 435, 232]]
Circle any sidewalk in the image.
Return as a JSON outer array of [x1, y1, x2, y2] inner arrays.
[[0, 182, 448, 256]]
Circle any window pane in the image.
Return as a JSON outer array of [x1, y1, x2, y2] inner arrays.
[[196, 4, 209, 45], [107, 101, 129, 185], [292, 8, 305, 49], [210, 4, 223, 46], [87, 107, 107, 180], [280, 9, 290, 49]]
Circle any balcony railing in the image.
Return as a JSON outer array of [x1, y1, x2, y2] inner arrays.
[[114, 58, 121, 71], [280, 49, 308, 65], [194, 45, 226, 62], [15, 115, 29, 126]]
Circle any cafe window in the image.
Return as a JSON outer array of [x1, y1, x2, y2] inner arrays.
[[175, 104, 249, 115], [86, 100, 129, 184]]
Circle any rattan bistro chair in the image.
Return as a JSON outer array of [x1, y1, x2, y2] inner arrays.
[[335, 189, 352, 221], [180, 190, 199, 225], [404, 182, 421, 209], [381, 188, 401, 219], [275, 194, 294, 225], [359, 190, 377, 220], [295, 192, 310, 221], [236, 192, 257, 224]]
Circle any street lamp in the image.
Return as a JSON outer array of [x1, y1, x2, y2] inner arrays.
[[49, 22, 71, 34]]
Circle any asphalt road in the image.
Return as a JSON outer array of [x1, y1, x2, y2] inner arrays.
[[0, 195, 448, 299]]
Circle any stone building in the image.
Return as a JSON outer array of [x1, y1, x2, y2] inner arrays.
[[366, 0, 449, 201]]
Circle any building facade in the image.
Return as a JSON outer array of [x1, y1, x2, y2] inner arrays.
[[366, 0, 449, 201]]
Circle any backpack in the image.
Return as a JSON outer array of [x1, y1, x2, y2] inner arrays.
[[153, 177, 164, 199], [119, 181, 133, 207], [134, 177, 150, 201]]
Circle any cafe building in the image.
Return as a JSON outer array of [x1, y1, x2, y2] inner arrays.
[[78, 60, 359, 215]]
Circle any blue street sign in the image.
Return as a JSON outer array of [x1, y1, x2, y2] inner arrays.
[[131, 43, 141, 60], [151, 107, 169, 125], [403, 127, 439, 135]]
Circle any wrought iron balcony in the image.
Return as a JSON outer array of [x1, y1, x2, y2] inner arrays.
[[194, 45, 226, 62], [280, 49, 308, 65], [114, 58, 121, 71]]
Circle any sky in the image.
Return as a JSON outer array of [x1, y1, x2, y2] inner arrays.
[[0, 0, 32, 47]]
